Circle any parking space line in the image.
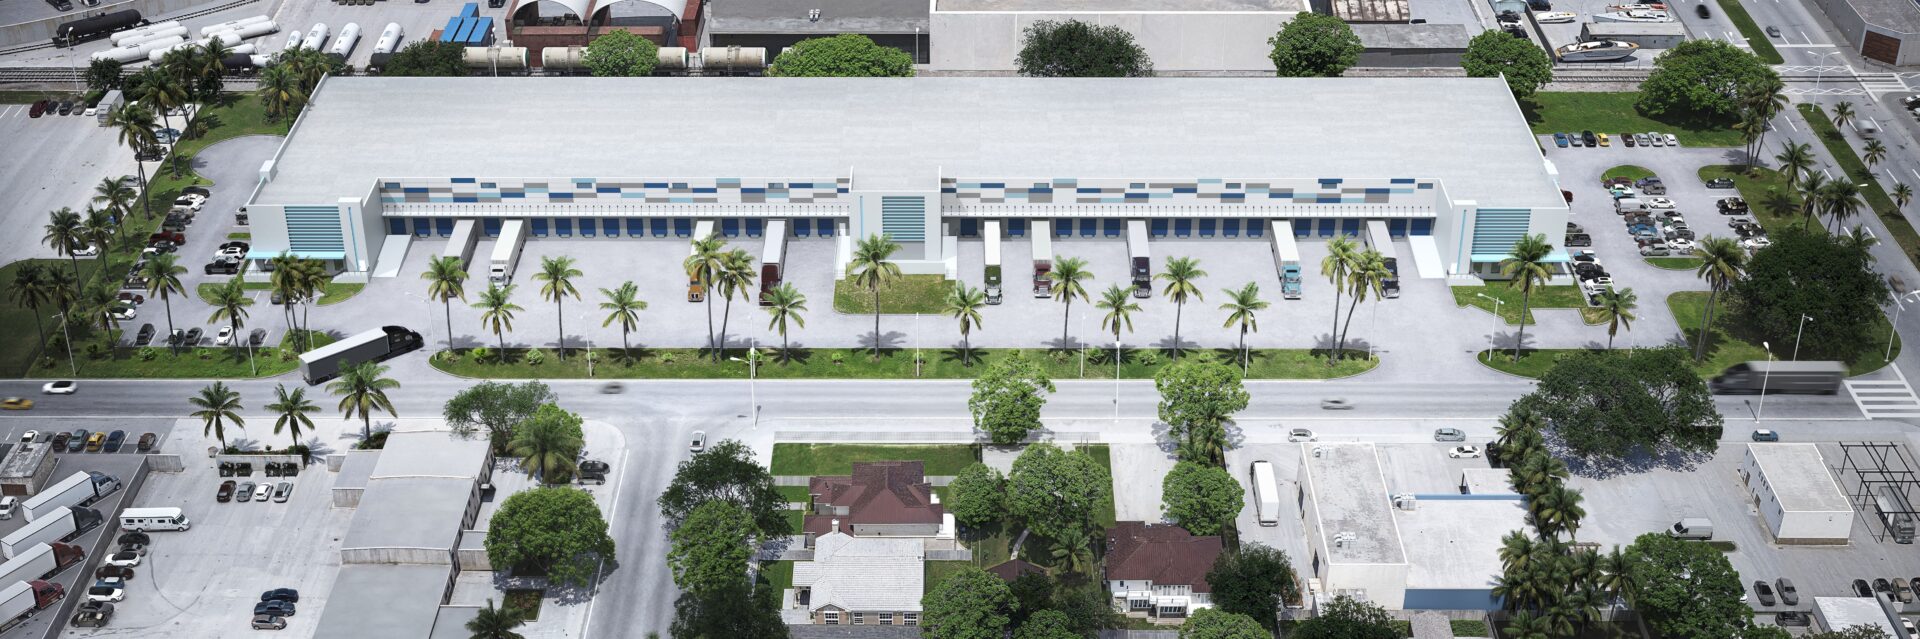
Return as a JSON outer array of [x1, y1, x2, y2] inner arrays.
[[1910, 168, 1920, 182], [1802, 29, 1813, 42]]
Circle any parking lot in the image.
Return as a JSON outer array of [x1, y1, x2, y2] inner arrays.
[[0, 101, 147, 266], [1533, 0, 1718, 66]]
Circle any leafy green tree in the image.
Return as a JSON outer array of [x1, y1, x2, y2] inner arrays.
[[1730, 227, 1889, 361], [510, 404, 585, 484], [1461, 29, 1553, 98], [1179, 608, 1269, 639], [1206, 543, 1298, 632], [1637, 40, 1778, 119], [849, 234, 902, 356], [1007, 443, 1113, 541], [1008, 572, 1053, 628], [485, 487, 615, 587], [466, 597, 529, 639], [1161, 462, 1243, 536], [443, 381, 557, 450], [328, 361, 400, 442], [1266, 13, 1362, 77], [947, 462, 1008, 527], [86, 58, 123, 92], [1052, 584, 1122, 635], [670, 578, 788, 639], [1015, 19, 1153, 77], [1516, 348, 1722, 462], [1625, 533, 1752, 639], [1155, 358, 1249, 465], [582, 30, 660, 77], [1015, 610, 1079, 639], [1293, 595, 1397, 639], [657, 439, 791, 537], [921, 566, 1014, 639], [382, 41, 468, 76], [1806, 626, 1896, 639], [667, 500, 756, 595], [768, 34, 914, 77], [188, 382, 244, 449], [968, 352, 1056, 445]]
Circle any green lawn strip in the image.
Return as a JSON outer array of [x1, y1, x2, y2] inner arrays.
[[1452, 620, 1490, 637], [833, 274, 952, 314], [1603, 165, 1658, 182], [28, 329, 333, 379], [924, 560, 974, 594], [0, 259, 105, 377], [1668, 291, 1896, 377], [431, 346, 1376, 380], [770, 443, 981, 476], [1797, 104, 1920, 265], [1452, 285, 1603, 325], [784, 509, 804, 535], [1521, 93, 1744, 147], [1697, 165, 1804, 234], [775, 485, 812, 503], [759, 560, 793, 592], [316, 283, 364, 306], [0, 91, 80, 104], [228, 232, 251, 240], [1475, 348, 1597, 379], [1714, 0, 1784, 63], [1645, 256, 1703, 270], [1079, 444, 1117, 528]]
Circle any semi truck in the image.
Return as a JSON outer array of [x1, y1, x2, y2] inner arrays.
[[21, 472, 119, 522], [1127, 220, 1150, 298], [760, 219, 789, 306], [1708, 361, 1845, 395], [1032, 220, 1053, 298], [0, 544, 83, 589], [94, 90, 121, 126], [489, 219, 526, 284], [297, 326, 423, 385], [983, 219, 1003, 304], [443, 219, 479, 270], [1876, 487, 1915, 544], [1271, 221, 1303, 299], [52, 10, 146, 47], [0, 581, 64, 633], [1365, 220, 1400, 299], [1, 508, 103, 559]]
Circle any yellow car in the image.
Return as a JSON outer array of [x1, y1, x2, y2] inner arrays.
[[1596, 132, 1611, 147], [85, 432, 106, 452], [1, 398, 32, 411]]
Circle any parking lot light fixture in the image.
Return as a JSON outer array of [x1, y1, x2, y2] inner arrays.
[[1474, 293, 1504, 362], [1792, 314, 1812, 361], [1757, 341, 1773, 422]]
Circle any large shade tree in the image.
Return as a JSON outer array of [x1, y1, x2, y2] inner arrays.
[[1015, 19, 1154, 77]]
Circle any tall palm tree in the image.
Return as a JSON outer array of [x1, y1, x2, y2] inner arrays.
[[142, 61, 188, 140], [942, 282, 985, 363], [289, 258, 328, 348], [1798, 171, 1828, 230], [1155, 256, 1205, 357], [195, 38, 232, 98], [712, 250, 756, 362], [474, 284, 522, 354], [82, 206, 114, 261], [1823, 180, 1864, 231], [142, 254, 186, 353], [257, 65, 304, 121], [1049, 527, 1095, 575], [848, 234, 902, 357], [1513, 452, 1569, 497], [1774, 143, 1814, 191], [108, 104, 158, 219], [92, 176, 135, 231], [1219, 282, 1268, 370], [328, 361, 400, 441], [1692, 236, 1748, 363], [1336, 249, 1388, 357], [421, 256, 469, 351], [265, 384, 318, 452], [1045, 256, 1092, 347], [1897, 183, 1914, 210], [1504, 611, 1553, 639], [1320, 236, 1359, 364], [466, 598, 529, 639], [83, 282, 119, 335], [10, 264, 54, 348], [597, 281, 647, 353], [1095, 284, 1141, 363], [760, 281, 810, 360], [1595, 546, 1632, 605], [1842, 223, 1881, 253], [533, 256, 582, 358], [269, 253, 302, 342], [188, 382, 244, 449], [1532, 484, 1587, 541], [1494, 408, 1543, 459], [1741, 78, 1788, 163], [1500, 234, 1555, 361], [1595, 287, 1638, 349], [684, 233, 727, 353], [1865, 139, 1889, 168], [42, 208, 84, 281], [1831, 101, 1856, 131], [511, 416, 583, 484], [207, 275, 254, 368], [45, 268, 77, 320], [1736, 109, 1767, 167]]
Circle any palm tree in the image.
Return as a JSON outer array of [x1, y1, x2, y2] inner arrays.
[[1513, 452, 1569, 497], [269, 253, 302, 342], [533, 256, 582, 358], [1500, 234, 1555, 361], [1692, 236, 1748, 363], [1775, 143, 1814, 191], [1048, 256, 1092, 345], [82, 207, 114, 261], [1594, 287, 1638, 349], [763, 283, 809, 360], [1798, 171, 1828, 230], [142, 254, 186, 353], [1532, 484, 1587, 541], [1219, 283, 1269, 371], [1504, 611, 1552, 639], [1095, 284, 1141, 363], [108, 104, 158, 219], [712, 250, 756, 362], [1595, 546, 1631, 605], [42, 208, 84, 280], [265, 384, 318, 452], [1831, 101, 1856, 131], [257, 65, 304, 121], [1494, 408, 1543, 459], [942, 283, 985, 363], [511, 415, 583, 484], [188, 382, 244, 449], [1741, 78, 1788, 162], [421, 256, 469, 351], [1823, 180, 1864, 231], [466, 598, 529, 639], [1865, 139, 1889, 168], [207, 275, 254, 368], [142, 62, 187, 140], [1155, 256, 1205, 356], [290, 257, 328, 346], [597, 281, 647, 353], [474, 284, 522, 354], [1499, 530, 1538, 572], [92, 176, 135, 231], [1336, 249, 1388, 356], [10, 264, 54, 348], [1049, 527, 1095, 575], [195, 38, 232, 98], [328, 361, 400, 442], [1897, 183, 1914, 210], [1736, 109, 1766, 167], [83, 282, 119, 335], [1320, 236, 1359, 364], [848, 234, 902, 357], [684, 233, 727, 353], [1842, 224, 1881, 253]]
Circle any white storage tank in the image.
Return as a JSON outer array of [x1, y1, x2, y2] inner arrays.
[[301, 23, 328, 51], [226, 21, 279, 41], [200, 31, 242, 48], [657, 46, 687, 70], [464, 46, 527, 69], [92, 36, 180, 63], [700, 46, 765, 70], [283, 31, 301, 51], [372, 23, 403, 54], [329, 23, 360, 57], [198, 15, 270, 36], [541, 45, 585, 70], [115, 26, 187, 48], [109, 20, 180, 45], [229, 43, 256, 56]]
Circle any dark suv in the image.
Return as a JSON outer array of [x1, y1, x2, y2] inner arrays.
[[134, 324, 155, 346]]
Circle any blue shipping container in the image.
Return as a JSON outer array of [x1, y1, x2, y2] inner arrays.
[[468, 17, 492, 45], [439, 17, 461, 42], [453, 18, 475, 44], [461, 2, 479, 17]]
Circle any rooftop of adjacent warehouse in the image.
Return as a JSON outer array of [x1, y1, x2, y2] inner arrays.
[[1747, 444, 1853, 514], [251, 76, 1566, 210], [313, 564, 457, 639], [706, 0, 927, 33], [1301, 442, 1408, 566], [934, 0, 1300, 11], [1395, 497, 1527, 590]]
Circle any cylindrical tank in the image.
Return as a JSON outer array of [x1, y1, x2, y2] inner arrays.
[[464, 46, 526, 69], [230, 43, 256, 55], [147, 38, 200, 63], [115, 25, 186, 48], [198, 15, 270, 36], [222, 52, 255, 69], [301, 23, 328, 51], [372, 22, 402, 54], [329, 23, 360, 57], [250, 54, 271, 67], [93, 35, 179, 63], [657, 46, 687, 70], [700, 46, 765, 70], [108, 20, 180, 45], [541, 45, 584, 70], [283, 31, 300, 51], [225, 21, 278, 41]]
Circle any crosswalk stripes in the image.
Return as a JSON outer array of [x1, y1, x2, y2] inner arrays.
[[1857, 73, 1910, 94], [1844, 364, 1920, 419]]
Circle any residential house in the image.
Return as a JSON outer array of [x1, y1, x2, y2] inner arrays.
[[804, 461, 949, 545], [786, 531, 925, 626], [1103, 521, 1223, 621]]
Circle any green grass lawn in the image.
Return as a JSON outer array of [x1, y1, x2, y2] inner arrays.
[[196, 279, 362, 306], [28, 329, 332, 379], [1668, 291, 1896, 377], [1714, 0, 1783, 63], [1645, 256, 1703, 270], [430, 345, 1378, 380], [1797, 104, 1920, 267], [775, 485, 812, 503], [1476, 348, 1597, 378], [1080, 444, 1117, 528], [0, 259, 105, 377], [0, 91, 75, 104], [1603, 165, 1658, 182], [924, 561, 974, 594], [1452, 285, 1603, 325], [759, 560, 793, 592], [227, 232, 251, 240], [770, 443, 982, 476], [784, 509, 804, 535], [1522, 93, 1745, 147], [834, 274, 952, 314], [1697, 165, 1805, 234]]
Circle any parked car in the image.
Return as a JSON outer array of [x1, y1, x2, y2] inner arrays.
[[251, 483, 272, 502], [1640, 243, 1671, 257], [1565, 234, 1592, 247], [1753, 581, 1776, 606], [94, 565, 132, 580], [136, 432, 156, 452], [1718, 197, 1748, 213], [85, 432, 105, 452], [109, 304, 137, 321], [254, 600, 295, 617], [1553, 133, 1569, 147], [1581, 130, 1597, 146], [49, 432, 68, 449], [1751, 429, 1780, 442], [1434, 428, 1466, 442], [1634, 133, 1651, 146], [1895, 578, 1914, 603], [1648, 197, 1675, 210], [87, 580, 125, 603], [1855, 579, 1875, 597], [28, 100, 48, 117], [42, 380, 76, 395], [235, 481, 256, 502], [67, 430, 89, 453], [689, 431, 707, 453], [1568, 132, 1584, 147], [105, 430, 125, 453], [272, 482, 293, 503], [1288, 428, 1317, 442], [1875, 578, 1894, 595], [17, 432, 35, 444], [1665, 134, 1680, 146], [1777, 578, 1798, 605], [216, 326, 235, 346], [1448, 445, 1483, 458], [261, 588, 300, 603], [217, 480, 236, 502], [105, 551, 141, 568], [1647, 131, 1665, 147], [204, 257, 240, 275], [56, 100, 74, 115], [134, 324, 155, 346], [184, 327, 202, 344], [1596, 132, 1611, 147], [1706, 177, 1735, 189], [220, 240, 250, 253], [1622, 132, 1636, 147], [249, 329, 267, 347], [252, 614, 287, 630], [70, 601, 112, 627], [117, 532, 148, 546], [1777, 611, 1811, 627]]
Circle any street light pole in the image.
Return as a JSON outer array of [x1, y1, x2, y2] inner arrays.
[[1792, 314, 1812, 361], [1475, 293, 1504, 362], [1814, 51, 1846, 91], [729, 339, 759, 428], [1757, 341, 1774, 422], [52, 312, 76, 376], [1889, 291, 1920, 361]]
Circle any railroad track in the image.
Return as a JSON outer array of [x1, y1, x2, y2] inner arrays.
[[0, 65, 258, 87], [0, 0, 262, 57]]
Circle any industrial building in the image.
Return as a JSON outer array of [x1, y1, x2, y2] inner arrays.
[[243, 76, 1568, 284], [0, 444, 55, 497], [1805, 0, 1920, 65], [1742, 444, 1855, 544], [704, 0, 929, 62]]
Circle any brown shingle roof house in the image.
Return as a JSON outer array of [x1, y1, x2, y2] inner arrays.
[[1103, 521, 1224, 620], [804, 461, 945, 539]]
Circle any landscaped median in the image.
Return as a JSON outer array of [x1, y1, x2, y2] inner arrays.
[[26, 330, 334, 379], [1697, 165, 1802, 234], [1797, 103, 1920, 266], [1644, 257, 1703, 270], [1452, 285, 1605, 325], [427, 346, 1379, 379], [194, 278, 365, 306], [1713, 0, 1784, 63], [833, 274, 952, 314]]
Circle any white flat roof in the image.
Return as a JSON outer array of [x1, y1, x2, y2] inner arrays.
[[255, 76, 1564, 209], [1395, 498, 1527, 590], [314, 564, 453, 639], [1814, 597, 1897, 635], [1302, 443, 1407, 565], [1748, 444, 1852, 513]]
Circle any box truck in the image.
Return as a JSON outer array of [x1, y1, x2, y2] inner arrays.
[[0, 581, 64, 632], [759, 219, 789, 306], [489, 219, 526, 285], [297, 326, 422, 385], [1365, 220, 1400, 299], [1032, 220, 1053, 298], [1271, 220, 1302, 300], [1876, 487, 1914, 544], [1, 508, 103, 559], [94, 90, 121, 126], [983, 219, 1003, 304], [0, 544, 83, 588], [443, 219, 479, 270], [1250, 461, 1280, 527], [1709, 361, 1845, 395], [21, 472, 119, 521], [1127, 220, 1151, 298]]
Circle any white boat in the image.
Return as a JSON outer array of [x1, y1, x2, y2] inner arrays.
[[1605, 3, 1666, 10], [1532, 10, 1577, 22], [1593, 9, 1673, 21], [1556, 40, 1641, 61]]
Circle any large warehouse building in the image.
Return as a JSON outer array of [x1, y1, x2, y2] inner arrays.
[[241, 76, 1568, 282]]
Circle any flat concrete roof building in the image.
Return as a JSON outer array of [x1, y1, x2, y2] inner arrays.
[[1395, 498, 1525, 610], [1813, 596, 1900, 636], [706, 0, 929, 62], [1743, 444, 1854, 544], [245, 76, 1567, 282], [314, 564, 461, 639], [0, 443, 55, 497]]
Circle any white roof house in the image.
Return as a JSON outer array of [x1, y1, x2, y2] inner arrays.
[[787, 531, 924, 624], [1813, 596, 1899, 635], [1743, 444, 1853, 544]]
